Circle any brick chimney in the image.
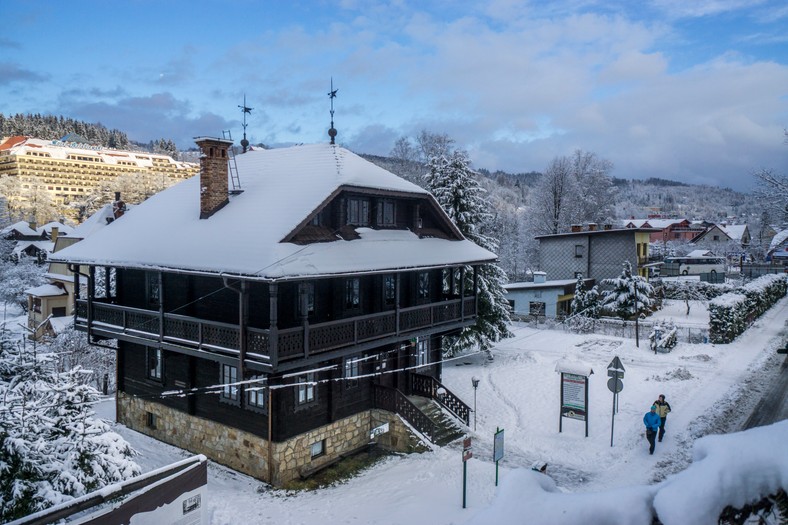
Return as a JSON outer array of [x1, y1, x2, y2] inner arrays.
[[587, 223, 598, 231], [112, 192, 126, 219], [603, 224, 613, 230], [50, 226, 59, 242], [195, 137, 233, 219], [571, 224, 582, 233]]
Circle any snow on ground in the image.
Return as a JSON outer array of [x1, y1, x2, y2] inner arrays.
[[91, 297, 788, 525]]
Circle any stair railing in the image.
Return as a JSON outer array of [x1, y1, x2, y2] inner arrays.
[[411, 374, 471, 427]]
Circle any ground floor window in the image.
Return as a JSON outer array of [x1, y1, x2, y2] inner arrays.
[[529, 302, 546, 316], [246, 375, 266, 410], [297, 373, 316, 405], [147, 348, 162, 381], [221, 364, 238, 402], [310, 439, 325, 458]]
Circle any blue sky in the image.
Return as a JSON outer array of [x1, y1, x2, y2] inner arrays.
[[2, 0, 787, 191]]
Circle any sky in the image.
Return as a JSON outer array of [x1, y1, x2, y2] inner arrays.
[[1, 0, 787, 192]]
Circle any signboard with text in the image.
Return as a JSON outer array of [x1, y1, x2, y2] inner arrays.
[[561, 373, 587, 420]]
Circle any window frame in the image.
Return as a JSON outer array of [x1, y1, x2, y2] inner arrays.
[[347, 196, 371, 226], [245, 375, 267, 412], [344, 355, 360, 388], [147, 347, 162, 381], [417, 272, 430, 300], [296, 373, 317, 407], [383, 274, 396, 306], [345, 278, 360, 310], [310, 439, 325, 459], [574, 244, 584, 258], [416, 338, 429, 367], [220, 363, 239, 404]]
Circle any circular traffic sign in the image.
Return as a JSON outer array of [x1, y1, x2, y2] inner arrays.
[[607, 377, 623, 393]]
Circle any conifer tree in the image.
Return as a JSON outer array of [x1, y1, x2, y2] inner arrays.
[[600, 260, 655, 319], [571, 275, 600, 318], [424, 149, 512, 356], [0, 332, 139, 520]]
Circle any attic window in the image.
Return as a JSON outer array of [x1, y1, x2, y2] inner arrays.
[[347, 197, 370, 226]]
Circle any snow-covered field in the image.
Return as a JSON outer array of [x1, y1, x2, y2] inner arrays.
[[89, 298, 788, 525]]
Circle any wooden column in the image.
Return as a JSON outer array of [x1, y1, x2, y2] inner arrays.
[[239, 280, 249, 401], [269, 283, 279, 369]]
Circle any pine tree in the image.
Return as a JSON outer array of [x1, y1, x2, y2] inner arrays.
[[599, 260, 655, 319], [424, 149, 512, 356], [571, 275, 600, 318], [0, 332, 139, 520]]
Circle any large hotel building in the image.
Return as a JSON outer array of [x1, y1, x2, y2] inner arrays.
[[0, 136, 198, 212]]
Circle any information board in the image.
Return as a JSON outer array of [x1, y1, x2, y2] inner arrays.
[[561, 373, 587, 420]]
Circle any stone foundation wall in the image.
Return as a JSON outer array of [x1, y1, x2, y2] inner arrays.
[[117, 393, 423, 486]]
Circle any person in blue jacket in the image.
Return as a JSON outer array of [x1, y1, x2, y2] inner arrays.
[[643, 405, 661, 455]]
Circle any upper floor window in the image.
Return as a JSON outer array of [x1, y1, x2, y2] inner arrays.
[[574, 245, 584, 258], [299, 282, 315, 316], [347, 197, 370, 226], [377, 200, 396, 227], [345, 278, 360, 309], [417, 272, 430, 299], [146, 272, 160, 307], [384, 275, 396, 305]]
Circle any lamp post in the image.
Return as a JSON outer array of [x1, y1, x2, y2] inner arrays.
[[471, 376, 480, 431]]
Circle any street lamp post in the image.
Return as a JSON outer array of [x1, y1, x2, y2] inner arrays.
[[471, 376, 480, 431]]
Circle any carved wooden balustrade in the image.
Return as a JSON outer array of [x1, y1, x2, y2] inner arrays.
[[411, 373, 470, 427], [372, 384, 436, 443], [75, 296, 475, 371]]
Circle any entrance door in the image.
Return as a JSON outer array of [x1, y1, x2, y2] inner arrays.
[[375, 345, 398, 389]]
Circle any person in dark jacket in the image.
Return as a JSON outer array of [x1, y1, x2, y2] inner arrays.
[[654, 394, 672, 442], [643, 405, 661, 455]]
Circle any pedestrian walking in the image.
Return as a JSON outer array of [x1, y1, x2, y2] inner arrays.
[[654, 394, 671, 442], [643, 405, 661, 455]]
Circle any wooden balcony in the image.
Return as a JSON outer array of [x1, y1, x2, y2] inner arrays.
[[75, 297, 477, 372]]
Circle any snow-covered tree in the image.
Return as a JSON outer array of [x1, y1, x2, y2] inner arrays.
[[52, 326, 116, 393], [0, 331, 139, 520], [600, 261, 655, 319], [0, 255, 47, 311], [424, 149, 512, 356], [570, 276, 600, 318]]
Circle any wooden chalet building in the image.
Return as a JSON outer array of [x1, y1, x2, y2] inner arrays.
[[54, 138, 496, 486]]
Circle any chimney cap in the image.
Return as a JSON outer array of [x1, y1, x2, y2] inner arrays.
[[193, 136, 234, 145]]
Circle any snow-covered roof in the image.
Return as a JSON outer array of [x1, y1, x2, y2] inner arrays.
[[48, 316, 73, 334], [505, 278, 589, 290], [685, 249, 714, 257], [769, 229, 788, 250], [624, 218, 685, 229], [720, 224, 747, 241], [40, 221, 74, 236], [69, 203, 134, 239], [0, 136, 196, 170], [54, 144, 495, 279], [1, 220, 39, 237], [25, 284, 66, 297], [13, 240, 54, 255]]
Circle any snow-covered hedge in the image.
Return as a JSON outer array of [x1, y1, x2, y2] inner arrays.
[[708, 274, 788, 343], [661, 280, 734, 300]]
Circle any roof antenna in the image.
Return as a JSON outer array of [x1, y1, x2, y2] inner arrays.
[[328, 78, 338, 145], [238, 94, 253, 153]]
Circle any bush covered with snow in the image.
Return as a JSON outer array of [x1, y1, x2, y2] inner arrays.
[[708, 274, 788, 343], [661, 280, 735, 300]]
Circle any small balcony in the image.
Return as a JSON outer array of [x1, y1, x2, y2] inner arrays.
[[75, 297, 477, 373]]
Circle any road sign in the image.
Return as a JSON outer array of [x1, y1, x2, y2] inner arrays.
[[463, 449, 473, 462], [607, 377, 623, 393], [463, 437, 472, 450], [607, 356, 625, 376]]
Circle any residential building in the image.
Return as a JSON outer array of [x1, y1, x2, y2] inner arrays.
[[623, 218, 705, 244], [0, 135, 198, 213], [504, 272, 595, 318], [54, 138, 495, 486], [25, 196, 129, 339], [691, 223, 751, 250], [536, 224, 659, 280]]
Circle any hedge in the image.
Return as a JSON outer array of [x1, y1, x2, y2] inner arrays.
[[708, 274, 788, 343]]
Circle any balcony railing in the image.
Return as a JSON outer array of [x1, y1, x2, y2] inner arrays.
[[76, 296, 476, 370]]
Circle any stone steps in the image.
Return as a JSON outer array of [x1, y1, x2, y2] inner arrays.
[[407, 395, 466, 446]]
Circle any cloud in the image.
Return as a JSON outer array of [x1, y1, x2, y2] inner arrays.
[[0, 62, 48, 86], [0, 37, 21, 49]]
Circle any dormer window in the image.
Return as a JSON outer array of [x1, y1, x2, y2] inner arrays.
[[377, 200, 396, 227], [347, 197, 370, 226]]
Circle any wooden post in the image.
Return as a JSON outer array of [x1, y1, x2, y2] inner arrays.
[[239, 280, 248, 404], [269, 283, 279, 369]]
